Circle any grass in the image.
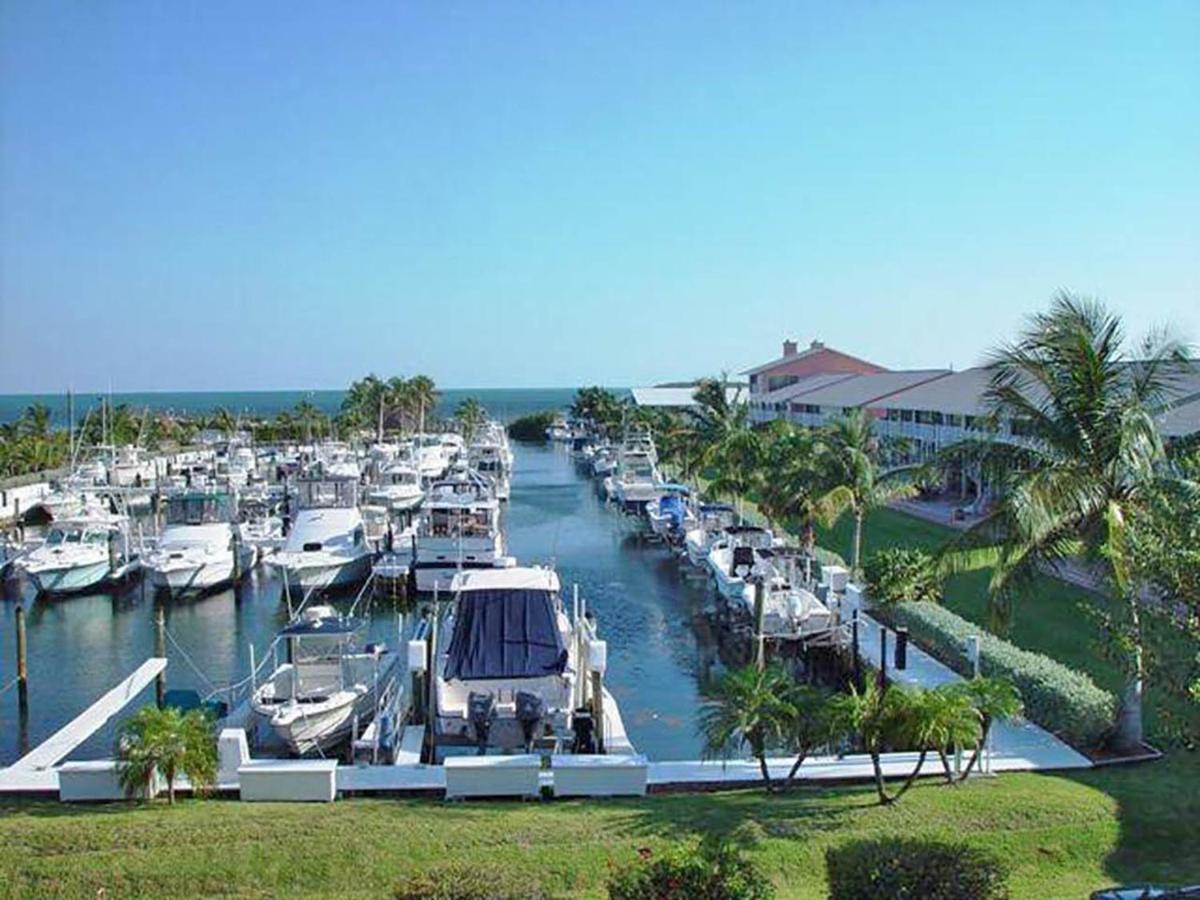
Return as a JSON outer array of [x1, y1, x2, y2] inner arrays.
[[1, 754, 1197, 898], [816, 507, 1200, 745]]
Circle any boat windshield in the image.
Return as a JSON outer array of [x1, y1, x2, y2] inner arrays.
[[167, 495, 232, 526], [45, 527, 81, 545], [84, 530, 110, 545]]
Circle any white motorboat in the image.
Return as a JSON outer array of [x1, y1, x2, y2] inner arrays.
[[15, 511, 143, 595], [268, 476, 373, 594], [683, 502, 737, 569], [545, 416, 570, 441], [413, 434, 450, 485], [250, 605, 400, 756], [705, 525, 776, 603], [412, 471, 505, 593], [468, 422, 513, 502], [610, 444, 661, 513], [314, 442, 361, 481], [109, 446, 157, 487], [143, 490, 255, 596], [430, 565, 629, 754], [366, 461, 424, 513], [645, 484, 696, 543]]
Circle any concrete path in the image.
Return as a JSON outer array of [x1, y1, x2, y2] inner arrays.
[[847, 596, 1091, 772]]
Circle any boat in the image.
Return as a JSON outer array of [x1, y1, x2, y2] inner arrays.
[[545, 415, 570, 441], [468, 422, 513, 502], [431, 565, 628, 754], [610, 442, 661, 513], [645, 484, 695, 543], [109, 446, 157, 487], [705, 524, 776, 603], [413, 434, 450, 485], [366, 460, 424, 513], [412, 471, 506, 593], [267, 475, 373, 594], [142, 489, 255, 596], [683, 502, 737, 569], [250, 604, 400, 756], [15, 511, 143, 595], [314, 442, 361, 481]]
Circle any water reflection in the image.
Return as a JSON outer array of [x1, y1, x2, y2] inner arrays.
[[1, 442, 726, 764]]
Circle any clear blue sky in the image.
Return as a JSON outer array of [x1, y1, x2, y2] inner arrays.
[[1, 1, 1197, 392]]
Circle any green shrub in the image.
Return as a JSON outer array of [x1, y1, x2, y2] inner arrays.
[[863, 548, 941, 605], [826, 838, 1009, 899], [607, 843, 773, 900], [507, 410, 557, 442], [881, 601, 1116, 747], [394, 863, 551, 900]]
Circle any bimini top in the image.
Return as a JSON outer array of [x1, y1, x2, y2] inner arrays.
[[279, 610, 364, 638], [444, 584, 567, 681], [450, 565, 559, 594], [657, 483, 692, 495], [700, 502, 736, 513]]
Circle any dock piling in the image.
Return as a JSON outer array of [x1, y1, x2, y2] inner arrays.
[[155, 604, 166, 707], [15, 603, 29, 716]]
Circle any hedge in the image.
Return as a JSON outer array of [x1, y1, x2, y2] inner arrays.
[[880, 601, 1116, 748], [826, 838, 1009, 900]]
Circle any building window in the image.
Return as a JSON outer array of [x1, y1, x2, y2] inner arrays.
[[900, 410, 914, 423]]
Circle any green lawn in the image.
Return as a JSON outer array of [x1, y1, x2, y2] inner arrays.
[[1, 754, 1197, 898], [816, 507, 1200, 746]]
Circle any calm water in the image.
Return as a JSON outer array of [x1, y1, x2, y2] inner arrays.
[[0, 442, 718, 764], [0, 388, 619, 426]]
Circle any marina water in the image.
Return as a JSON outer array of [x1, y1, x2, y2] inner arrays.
[[0, 441, 718, 765]]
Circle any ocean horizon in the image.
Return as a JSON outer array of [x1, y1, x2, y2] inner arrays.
[[0, 387, 622, 426]]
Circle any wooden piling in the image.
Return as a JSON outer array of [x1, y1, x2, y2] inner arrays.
[[752, 579, 766, 671], [15, 603, 28, 715], [155, 604, 166, 707]]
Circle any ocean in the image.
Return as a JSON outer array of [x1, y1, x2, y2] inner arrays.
[[0, 388, 611, 427]]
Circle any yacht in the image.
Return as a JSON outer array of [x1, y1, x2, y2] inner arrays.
[[143, 489, 255, 596], [545, 415, 570, 442], [431, 565, 626, 754], [250, 604, 400, 756], [414, 434, 450, 485], [109, 446, 157, 487], [412, 471, 505, 593], [610, 444, 661, 513], [268, 475, 373, 594], [468, 423, 513, 502], [314, 442, 361, 481], [366, 461, 424, 513], [16, 511, 143, 595]]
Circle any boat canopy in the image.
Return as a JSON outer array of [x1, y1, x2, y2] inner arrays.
[[445, 589, 567, 681], [657, 483, 691, 495], [280, 615, 364, 638]]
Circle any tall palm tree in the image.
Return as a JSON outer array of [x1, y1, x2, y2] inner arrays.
[[757, 423, 839, 580], [698, 665, 797, 792], [455, 397, 487, 442], [823, 409, 917, 576], [20, 403, 53, 438], [948, 293, 1189, 749], [407, 375, 438, 432]]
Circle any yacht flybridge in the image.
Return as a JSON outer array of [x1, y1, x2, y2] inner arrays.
[[142, 489, 255, 596], [268, 475, 373, 594], [412, 471, 505, 593], [468, 422, 514, 502], [430, 565, 626, 755]]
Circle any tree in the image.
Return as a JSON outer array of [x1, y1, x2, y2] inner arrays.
[[951, 677, 1022, 781], [454, 397, 487, 443], [757, 423, 839, 580], [116, 706, 217, 804], [780, 683, 839, 790], [823, 409, 917, 576], [570, 386, 623, 434], [698, 665, 796, 792], [946, 293, 1190, 750]]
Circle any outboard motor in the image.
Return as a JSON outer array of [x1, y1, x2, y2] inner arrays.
[[571, 707, 598, 755], [515, 690, 545, 753], [732, 545, 755, 578], [468, 691, 496, 755]]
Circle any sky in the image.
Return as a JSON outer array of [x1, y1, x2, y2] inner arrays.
[[1, 1, 1197, 392]]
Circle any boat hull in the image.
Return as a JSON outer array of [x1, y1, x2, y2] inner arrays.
[[24, 559, 124, 595], [277, 552, 373, 594], [146, 548, 255, 596]]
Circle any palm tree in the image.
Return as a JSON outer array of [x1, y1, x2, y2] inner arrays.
[[919, 685, 986, 785], [822, 409, 917, 576], [948, 293, 1189, 749], [455, 397, 487, 442], [20, 403, 53, 438], [698, 665, 797, 792], [407, 375, 438, 432], [952, 677, 1022, 781], [209, 406, 238, 437], [116, 706, 217, 804], [706, 428, 764, 523], [780, 684, 838, 791], [757, 424, 839, 581]]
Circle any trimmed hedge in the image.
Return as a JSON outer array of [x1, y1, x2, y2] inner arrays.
[[826, 838, 1009, 900], [880, 601, 1116, 748]]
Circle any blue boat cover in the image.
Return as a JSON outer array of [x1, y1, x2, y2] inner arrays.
[[445, 589, 567, 680], [660, 493, 686, 528]]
